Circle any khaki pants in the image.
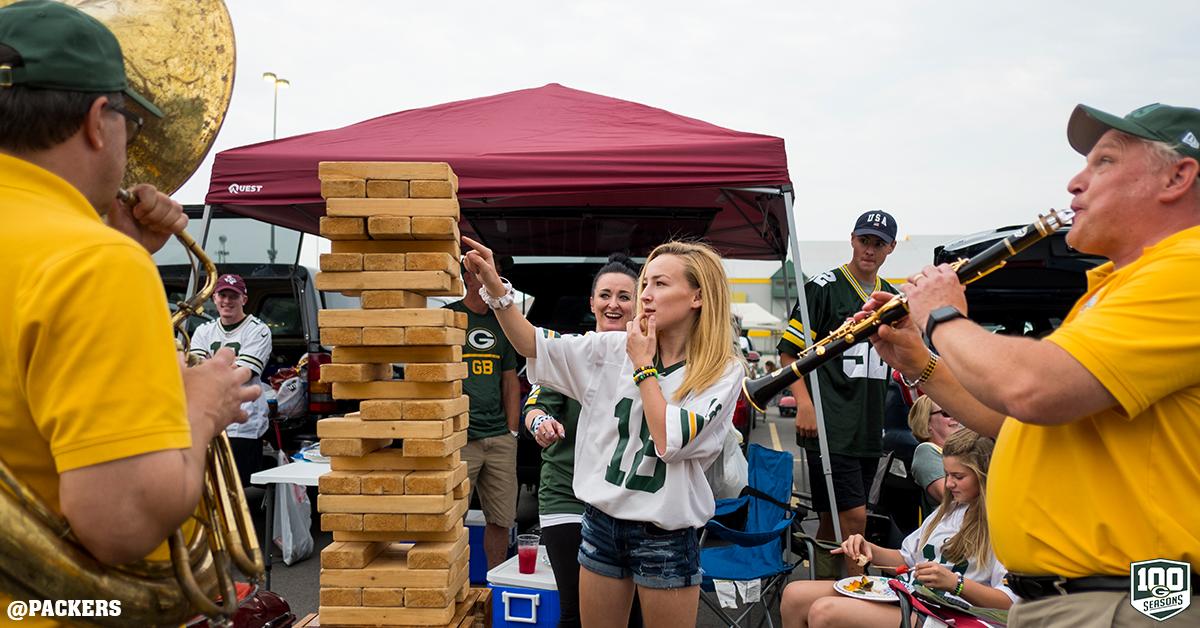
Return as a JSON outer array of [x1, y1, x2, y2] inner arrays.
[[462, 434, 518, 529], [1009, 591, 1199, 627]]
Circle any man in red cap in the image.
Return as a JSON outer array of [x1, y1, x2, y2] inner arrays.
[[189, 273, 274, 487]]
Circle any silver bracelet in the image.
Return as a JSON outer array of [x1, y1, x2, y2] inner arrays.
[[479, 278, 515, 310]]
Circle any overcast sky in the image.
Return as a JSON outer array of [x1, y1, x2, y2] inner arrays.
[[172, 0, 1199, 243]]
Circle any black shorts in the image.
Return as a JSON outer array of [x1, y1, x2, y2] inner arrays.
[[805, 451, 879, 512]]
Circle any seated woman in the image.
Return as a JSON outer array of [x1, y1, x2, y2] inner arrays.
[[780, 429, 1015, 628], [908, 394, 964, 516]]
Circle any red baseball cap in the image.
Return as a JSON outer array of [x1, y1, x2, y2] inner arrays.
[[215, 273, 247, 296]]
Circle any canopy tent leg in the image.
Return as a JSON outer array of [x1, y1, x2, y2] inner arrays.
[[782, 190, 843, 543]]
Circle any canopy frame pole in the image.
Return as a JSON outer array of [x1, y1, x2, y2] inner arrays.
[[781, 190, 843, 543]]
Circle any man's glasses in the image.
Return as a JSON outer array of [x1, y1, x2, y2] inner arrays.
[[105, 102, 144, 146]]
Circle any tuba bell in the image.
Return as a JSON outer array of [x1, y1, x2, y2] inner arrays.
[[0, 1, 262, 625]]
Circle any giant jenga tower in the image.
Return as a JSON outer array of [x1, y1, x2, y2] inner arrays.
[[311, 162, 488, 627]]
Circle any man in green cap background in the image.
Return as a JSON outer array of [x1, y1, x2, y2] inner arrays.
[[0, 0, 258, 613], [861, 103, 1200, 626]]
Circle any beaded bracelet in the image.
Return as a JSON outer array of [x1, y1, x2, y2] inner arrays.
[[953, 573, 965, 596], [632, 366, 659, 385], [900, 353, 940, 388]]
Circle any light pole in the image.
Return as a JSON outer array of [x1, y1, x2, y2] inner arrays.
[[262, 72, 289, 263]]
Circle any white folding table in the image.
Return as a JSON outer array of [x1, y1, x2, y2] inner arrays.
[[250, 460, 329, 590]]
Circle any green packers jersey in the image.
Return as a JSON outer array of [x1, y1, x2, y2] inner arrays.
[[523, 385, 585, 516], [777, 265, 898, 457], [445, 301, 518, 440]]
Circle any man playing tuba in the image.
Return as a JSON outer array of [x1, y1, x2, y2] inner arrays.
[[0, 1, 256, 623]]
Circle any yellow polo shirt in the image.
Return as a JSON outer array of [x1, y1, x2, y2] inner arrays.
[[0, 154, 190, 622], [988, 225, 1200, 577]]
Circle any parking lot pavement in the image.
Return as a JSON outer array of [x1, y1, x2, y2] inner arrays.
[[259, 406, 817, 625]]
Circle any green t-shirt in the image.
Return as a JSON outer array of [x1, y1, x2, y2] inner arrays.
[[445, 301, 518, 440], [523, 385, 584, 516], [777, 265, 898, 457]]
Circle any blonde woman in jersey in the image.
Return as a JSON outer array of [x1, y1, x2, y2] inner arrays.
[[780, 429, 1016, 628], [463, 237, 743, 628]]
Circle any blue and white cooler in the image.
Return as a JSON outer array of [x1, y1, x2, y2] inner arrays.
[[466, 509, 488, 584], [487, 546, 559, 627]]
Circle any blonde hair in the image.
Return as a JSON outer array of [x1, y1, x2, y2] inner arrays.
[[640, 240, 738, 402], [907, 395, 934, 443], [917, 429, 995, 570]]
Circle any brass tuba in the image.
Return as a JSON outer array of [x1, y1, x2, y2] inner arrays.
[[0, 0, 263, 625]]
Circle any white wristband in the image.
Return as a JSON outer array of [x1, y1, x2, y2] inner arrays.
[[480, 278, 515, 310]]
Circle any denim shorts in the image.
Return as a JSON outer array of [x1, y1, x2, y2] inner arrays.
[[577, 504, 702, 589]]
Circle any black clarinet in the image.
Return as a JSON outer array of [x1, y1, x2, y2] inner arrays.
[[742, 208, 1075, 412]]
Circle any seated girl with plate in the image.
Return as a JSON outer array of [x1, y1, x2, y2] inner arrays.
[[780, 429, 1016, 628]]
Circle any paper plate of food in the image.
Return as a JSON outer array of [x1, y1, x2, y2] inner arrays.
[[834, 575, 899, 602]]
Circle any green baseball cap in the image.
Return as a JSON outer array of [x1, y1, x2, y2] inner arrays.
[[1068, 102, 1200, 161], [0, 0, 163, 117]]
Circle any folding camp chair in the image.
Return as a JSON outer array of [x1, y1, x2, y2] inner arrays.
[[699, 444, 803, 628]]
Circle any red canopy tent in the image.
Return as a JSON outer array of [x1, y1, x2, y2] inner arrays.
[[205, 83, 792, 259]]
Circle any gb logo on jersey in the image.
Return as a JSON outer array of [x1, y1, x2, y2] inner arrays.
[[467, 328, 497, 351], [1130, 559, 1191, 621]]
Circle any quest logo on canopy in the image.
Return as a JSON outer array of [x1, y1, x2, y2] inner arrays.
[[227, 183, 264, 194]]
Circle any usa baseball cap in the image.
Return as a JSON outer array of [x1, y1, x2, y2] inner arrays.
[[0, 0, 163, 117], [852, 210, 897, 244], [215, 274, 247, 296], [1068, 103, 1200, 161]]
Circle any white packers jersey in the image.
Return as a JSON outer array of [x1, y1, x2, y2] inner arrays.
[[189, 315, 273, 439], [528, 329, 742, 530]]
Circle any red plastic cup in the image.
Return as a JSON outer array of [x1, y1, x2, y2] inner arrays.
[[517, 534, 539, 574]]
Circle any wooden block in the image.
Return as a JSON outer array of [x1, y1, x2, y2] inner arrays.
[[316, 271, 451, 292], [319, 252, 363, 272], [406, 568, 469, 608], [366, 179, 410, 198], [319, 161, 453, 181], [319, 363, 392, 383], [321, 541, 389, 569], [334, 381, 461, 401], [451, 412, 469, 432], [319, 493, 453, 514], [319, 587, 362, 607], [362, 513, 406, 532], [402, 430, 468, 458], [360, 290, 429, 309], [362, 253, 407, 272], [360, 397, 469, 421], [335, 346, 461, 365], [453, 312, 468, 329], [403, 327, 465, 346], [320, 437, 393, 457], [319, 216, 368, 240], [322, 544, 454, 588], [404, 362, 468, 382], [334, 527, 465, 543], [321, 327, 363, 346], [295, 611, 318, 627], [411, 216, 460, 240], [320, 417, 454, 439], [361, 327, 407, 345], [332, 239, 461, 257], [407, 528, 468, 570], [318, 471, 362, 495], [405, 462, 468, 496], [331, 449, 460, 472], [405, 252, 457, 275], [456, 583, 471, 604], [406, 498, 467, 532], [327, 198, 460, 219], [321, 513, 364, 532], [361, 471, 409, 495], [321, 178, 366, 199], [409, 179, 455, 199], [362, 587, 406, 607], [319, 603, 455, 626], [452, 478, 469, 500], [365, 215, 412, 239], [321, 308, 455, 328]]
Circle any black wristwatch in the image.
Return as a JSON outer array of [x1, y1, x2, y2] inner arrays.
[[924, 306, 966, 347]]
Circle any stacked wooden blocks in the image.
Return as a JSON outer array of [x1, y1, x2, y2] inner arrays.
[[314, 162, 482, 627]]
